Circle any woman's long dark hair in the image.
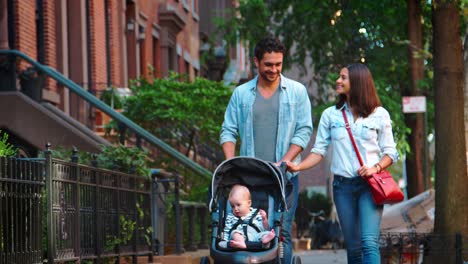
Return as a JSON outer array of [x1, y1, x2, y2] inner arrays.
[[336, 63, 381, 118]]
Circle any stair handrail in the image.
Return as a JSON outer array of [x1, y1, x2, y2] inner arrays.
[[0, 49, 212, 179]]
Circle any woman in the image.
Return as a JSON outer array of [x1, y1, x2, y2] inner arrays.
[[287, 63, 398, 263]]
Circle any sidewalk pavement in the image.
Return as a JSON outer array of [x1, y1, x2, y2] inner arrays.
[[294, 249, 347, 264], [176, 249, 347, 264]]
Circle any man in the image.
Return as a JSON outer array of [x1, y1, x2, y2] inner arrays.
[[220, 36, 313, 264]]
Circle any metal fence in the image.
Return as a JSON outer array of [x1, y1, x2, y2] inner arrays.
[[0, 157, 45, 264], [380, 232, 468, 264], [43, 150, 153, 263], [151, 170, 209, 256], [0, 153, 154, 264]]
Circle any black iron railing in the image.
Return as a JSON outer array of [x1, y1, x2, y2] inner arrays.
[[43, 147, 153, 263], [151, 169, 209, 256], [0, 49, 212, 179], [1, 153, 210, 264], [0, 157, 45, 264], [379, 232, 468, 264]]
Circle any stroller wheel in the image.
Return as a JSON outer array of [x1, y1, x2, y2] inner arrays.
[[200, 256, 210, 264], [292, 256, 302, 264]]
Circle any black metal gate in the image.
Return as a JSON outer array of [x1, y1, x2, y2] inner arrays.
[[0, 157, 45, 264], [0, 151, 153, 264], [43, 150, 152, 263]]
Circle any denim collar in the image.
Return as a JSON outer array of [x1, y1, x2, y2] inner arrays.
[[248, 74, 287, 91]]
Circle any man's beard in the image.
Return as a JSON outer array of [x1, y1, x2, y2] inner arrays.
[[259, 71, 280, 83]]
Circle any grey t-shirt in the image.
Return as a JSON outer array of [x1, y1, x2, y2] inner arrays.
[[253, 88, 280, 162]]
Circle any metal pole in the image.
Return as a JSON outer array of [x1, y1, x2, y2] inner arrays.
[[423, 111, 429, 190], [151, 175, 159, 255], [44, 143, 55, 264], [174, 175, 181, 254]]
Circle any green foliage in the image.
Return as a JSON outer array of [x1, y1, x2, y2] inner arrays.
[[214, 0, 270, 49], [124, 74, 233, 143], [46, 145, 94, 164], [41, 145, 151, 178], [100, 87, 124, 109], [98, 144, 151, 177], [120, 74, 233, 201], [215, 0, 444, 156], [105, 199, 152, 252], [0, 130, 16, 157]]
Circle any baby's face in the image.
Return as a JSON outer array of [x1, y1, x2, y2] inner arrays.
[[229, 191, 251, 217]]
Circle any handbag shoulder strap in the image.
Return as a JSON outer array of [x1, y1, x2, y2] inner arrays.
[[341, 109, 364, 166]]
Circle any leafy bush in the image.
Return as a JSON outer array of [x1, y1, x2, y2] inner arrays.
[[0, 130, 16, 157], [98, 144, 151, 177], [124, 73, 233, 143], [100, 87, 124, 109], [42, 145, 151, 178]]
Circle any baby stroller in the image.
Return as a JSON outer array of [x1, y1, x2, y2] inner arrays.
[[200, 156, 302, 264]]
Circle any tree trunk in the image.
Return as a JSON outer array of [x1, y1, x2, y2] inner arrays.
[[405, 0, 426, 198], [431, 0, 468, 263], [464, 23, 468, 155]]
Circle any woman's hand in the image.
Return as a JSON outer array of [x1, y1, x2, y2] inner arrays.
[[358, 165, 379, 177], [285, 161, 301, 172]]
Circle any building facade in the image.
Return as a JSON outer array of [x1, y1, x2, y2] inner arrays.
[[0, 0, 206, 155]]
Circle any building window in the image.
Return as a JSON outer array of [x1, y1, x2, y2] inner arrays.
[[185, 61, 190, 76], [168, 47, 175, 72], [177, 54, 182, 73], [152, 37, 158, 76], [182, 0, 189, 12], [191, 0, 199, 21]]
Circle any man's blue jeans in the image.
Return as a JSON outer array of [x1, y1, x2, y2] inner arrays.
[[281, 175, 299, 264], [333, 175, 383, 264]]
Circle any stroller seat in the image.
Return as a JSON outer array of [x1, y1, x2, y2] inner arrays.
[[207, 157, 296, 264], [216, 188, 278, 252]]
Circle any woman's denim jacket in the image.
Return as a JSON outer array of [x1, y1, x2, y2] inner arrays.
[[312, 103, 399, 178]]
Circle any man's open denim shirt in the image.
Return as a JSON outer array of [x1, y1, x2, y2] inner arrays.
[[220, 74, 313, 179]]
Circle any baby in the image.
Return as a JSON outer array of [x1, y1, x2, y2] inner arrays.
[[220, 184, 275, 249]]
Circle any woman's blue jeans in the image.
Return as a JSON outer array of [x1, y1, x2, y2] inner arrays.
[[333, 175, 383, 264]]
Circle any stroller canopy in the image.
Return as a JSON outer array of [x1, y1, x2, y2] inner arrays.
[[209, 156, 287, 212]]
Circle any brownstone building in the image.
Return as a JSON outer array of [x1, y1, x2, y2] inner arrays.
[[0, 0, 207, 156]]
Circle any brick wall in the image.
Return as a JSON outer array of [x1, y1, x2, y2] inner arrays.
[[14, 0, 36, 69], [89, 0, 108, 91], [43, 0, 58, 94], [109, 0, 124, 87]]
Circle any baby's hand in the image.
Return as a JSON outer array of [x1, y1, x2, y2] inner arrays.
[[259, 209, 267, 219]]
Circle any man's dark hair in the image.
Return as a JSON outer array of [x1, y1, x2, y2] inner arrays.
[[254, 36, 286, 60]]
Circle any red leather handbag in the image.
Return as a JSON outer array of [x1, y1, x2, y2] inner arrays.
[[341, 109, 404, 205]]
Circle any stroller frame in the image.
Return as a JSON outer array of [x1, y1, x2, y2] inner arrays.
[[207, 157, 290, 264]]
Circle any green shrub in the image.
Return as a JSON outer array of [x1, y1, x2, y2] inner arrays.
[[124, 74, 233, 143], [41, 145, 150, 178], [100, 87, 124, 109], [0, 130, 16, 157]]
